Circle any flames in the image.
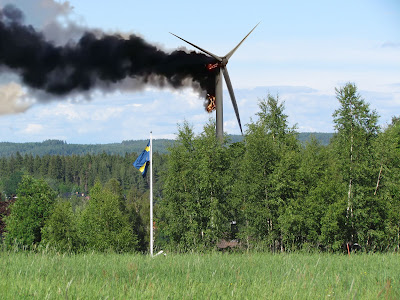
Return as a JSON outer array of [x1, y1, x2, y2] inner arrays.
[[206, 94, 216, 112], [205, 63, 218, 112], [206, 63, 219, 70]]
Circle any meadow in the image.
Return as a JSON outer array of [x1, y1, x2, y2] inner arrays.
[[0, 250, 398, 299]]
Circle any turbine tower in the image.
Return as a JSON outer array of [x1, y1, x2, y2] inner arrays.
[[170, 23, 259, 142]]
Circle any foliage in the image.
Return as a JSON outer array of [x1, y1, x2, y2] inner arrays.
[[232, 94, 299, 250], [77, 179, 139, 252], [374, 117, 400, 251], [2, 170, 24, 196], [156, 89, 399, 253], [0, 134, 333, 158], [4, 176, 56, 248], [0, 139, 173, 157], [0, 151, 162, 197], [157, 120, 234, 251], [125, 187, 150, 252], [0, 83, 399, 253], [41, 200, 79, 252], [331, 83, 383, 249]]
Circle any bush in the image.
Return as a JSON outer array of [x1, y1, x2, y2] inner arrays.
[[4, 176, 56, 248], [78, 180, 139, 252], [41, 200, 80, 252]]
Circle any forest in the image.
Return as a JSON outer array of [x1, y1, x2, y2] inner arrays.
[[0, 133, 333, 157], [0, 139, 173, 157], [0, 83, 399, 253]]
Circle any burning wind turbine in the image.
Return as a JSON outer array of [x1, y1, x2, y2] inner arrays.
[[0, 4, 258, 140], [0, 5, 217, 107], [170, 23, 259, 141]]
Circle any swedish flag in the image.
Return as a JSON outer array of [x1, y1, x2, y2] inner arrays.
[[133, 141, 150, 177]]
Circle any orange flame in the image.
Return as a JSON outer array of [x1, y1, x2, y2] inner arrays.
[[206, 63, 219, 70], [206, 94, 216, 112]]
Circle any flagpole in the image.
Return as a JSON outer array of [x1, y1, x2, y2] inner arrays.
[[150, 131, 153, 257]]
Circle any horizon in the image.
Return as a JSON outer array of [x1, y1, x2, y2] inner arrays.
[[0, 132, 334, 145]]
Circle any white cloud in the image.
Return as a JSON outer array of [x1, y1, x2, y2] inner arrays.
[[22, 123, 44, 134], [0, 83, 397, 143], [224, 119, 239, 133], [91, 107, 124, 121], [126, 103, 143, 108], [39, 102, 81, 120]]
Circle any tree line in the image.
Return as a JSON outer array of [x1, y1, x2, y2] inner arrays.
[[0, 83, 399, 253], [0, 139, 173, 157], [0, 151, 167, 252], [0, 134, 333, 158], [157, 83, 399, 252], [0, 151, 166, 198]]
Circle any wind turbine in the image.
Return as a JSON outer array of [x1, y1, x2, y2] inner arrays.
[[170, 23, 259, 142]]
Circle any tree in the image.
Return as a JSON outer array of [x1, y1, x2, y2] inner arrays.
[[41, 200, 79, 252], [278, 139, 325, 251], [331, 83, 383, 249], [158, 120, 234, 251], [78, 179, 138, 252], [374, 117, 400, 251], [157, 121, 203, 251], [126, 186, 149, 252], [195, 121, 233, 247], [256, 95, 292, 140], [3, 170, 24, 197], [4, 176, 56, 248], [48, 155, 64, 181], [233, 94, 299, 251]]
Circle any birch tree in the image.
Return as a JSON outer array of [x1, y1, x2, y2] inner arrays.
[[332, 83, 382, 248]]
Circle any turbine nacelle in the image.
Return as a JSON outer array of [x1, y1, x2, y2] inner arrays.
[[170, 23, 259, 139], [220, 57, 229, 67]]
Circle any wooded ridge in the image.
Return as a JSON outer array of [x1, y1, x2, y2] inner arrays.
[[0, 133, 333, 157]]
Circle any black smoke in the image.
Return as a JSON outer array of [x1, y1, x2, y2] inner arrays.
[[0, 4, 217, 100]]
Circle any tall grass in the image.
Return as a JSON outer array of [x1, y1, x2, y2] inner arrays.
[[0, 250, 398, 299]]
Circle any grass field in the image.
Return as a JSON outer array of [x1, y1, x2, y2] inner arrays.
[[0, 250, 398, 299]]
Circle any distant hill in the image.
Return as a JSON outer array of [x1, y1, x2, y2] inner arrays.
[[0, 139, 174, 157], [296, 132, 334, 146], [227, 132, 334, 145], [0, 133, 333, 157]]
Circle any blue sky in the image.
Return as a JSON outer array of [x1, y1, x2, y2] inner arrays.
[[0, 0, 399, 143]]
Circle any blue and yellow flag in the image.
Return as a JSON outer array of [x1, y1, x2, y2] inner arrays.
[[133, 141, 150, 177]]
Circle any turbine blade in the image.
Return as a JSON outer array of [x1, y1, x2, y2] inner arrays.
[[169, 32, 222, 62], [221, 67, 243, 135], [225, 22, 260, 60]]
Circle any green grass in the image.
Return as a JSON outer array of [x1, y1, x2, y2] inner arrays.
[[0, 251, 398, 299]]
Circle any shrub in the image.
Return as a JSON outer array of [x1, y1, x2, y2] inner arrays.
[[78, 180, 139, 252], [4, 176, 56, 248], [41, 200, 80, 252]]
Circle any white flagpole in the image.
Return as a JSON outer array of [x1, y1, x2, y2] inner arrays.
[[150, 131, 153, 257]]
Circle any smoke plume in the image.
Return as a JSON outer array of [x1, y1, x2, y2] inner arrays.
[[0, 82, 32, 114], [0, 4, 217, 102]]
